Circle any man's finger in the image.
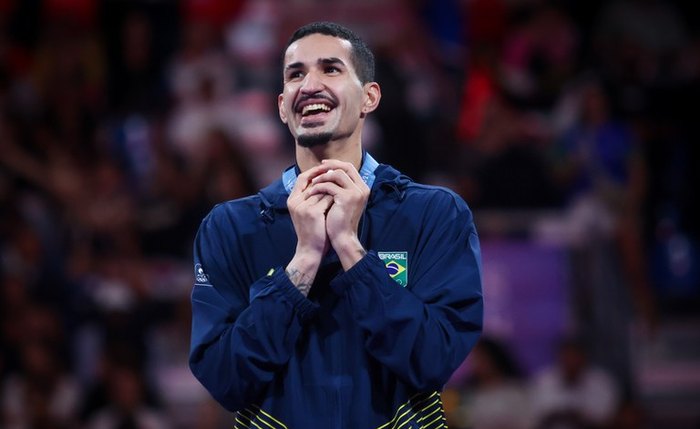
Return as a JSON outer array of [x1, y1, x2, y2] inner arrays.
[[311, 168, 355, 190], [315, 194, 334, 213], [320, 159, 365, 187], [297, 192, 329, 208], [307, 181, 343, 198], [290, 165, 328, 198]]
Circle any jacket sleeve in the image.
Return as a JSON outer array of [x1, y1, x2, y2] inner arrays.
[[330, 191, 483, 391], [189, 206, 318, 412]]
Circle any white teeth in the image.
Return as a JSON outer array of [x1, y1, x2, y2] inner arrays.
[[302, 103, 332, 115]]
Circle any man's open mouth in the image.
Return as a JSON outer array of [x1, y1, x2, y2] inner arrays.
[[301, 103, 333, 116]]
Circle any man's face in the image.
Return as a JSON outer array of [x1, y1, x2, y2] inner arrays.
[[278, 33, 372, 148]]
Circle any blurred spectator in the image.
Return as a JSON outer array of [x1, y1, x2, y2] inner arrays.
[[550, 80, 642, 239], [195, 128, 256, 204], [84, 361, 167, 429], [221, 89, 287, 187], [102, 8, 168, 115], [541, 80, 656, 395], [593, 0, 687, 82], [451, 336, 532, 429], [643, 35, 700, 310], [73, 243, 167, 379], [1, 337, 82, 429], [100, 113, 205, 258], [169, 12, 232, 105], [530, 336, 620, 429], [32, 6, 103, 113], [167, 10, 237, 162], [167, 69, 236, 168], [463, 95, 559, 209], [417, 0, 466, 77], [592, 0, 688, 120], [500, 4, 579, 111], [456, 44, 499, 145], [80, 344, 154, 421], [147, 295, 230, 429], [373, 39, 429, 180], [224, 0, 280, 90], [78, 158, 139, 252], [550, 80, 656, 326]]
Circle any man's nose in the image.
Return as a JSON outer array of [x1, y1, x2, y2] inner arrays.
[[300, 70, 324, 93]]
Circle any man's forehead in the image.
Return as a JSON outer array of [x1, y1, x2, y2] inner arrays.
[[284, 34, 353, 65]]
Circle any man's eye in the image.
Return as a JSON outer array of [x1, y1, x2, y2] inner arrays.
[[287, 71, 303, 80], [325, 66, 340, 74]]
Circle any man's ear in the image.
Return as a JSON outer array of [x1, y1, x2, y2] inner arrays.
[[361, 82, 381, 117], [278, 93, 288, 124]]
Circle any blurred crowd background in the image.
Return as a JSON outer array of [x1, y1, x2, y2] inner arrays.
[[0, 0, 699, 428]]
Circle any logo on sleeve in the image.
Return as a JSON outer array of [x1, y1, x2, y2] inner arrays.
[[378, 251, 408, 287], [194, 263, 210, 284]]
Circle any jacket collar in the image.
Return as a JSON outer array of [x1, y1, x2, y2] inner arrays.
[[258, 154, 411, 221], [282, 152, 379, 195]]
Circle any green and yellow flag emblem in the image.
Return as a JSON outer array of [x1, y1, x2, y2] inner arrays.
[[378, 251, 408, 286]]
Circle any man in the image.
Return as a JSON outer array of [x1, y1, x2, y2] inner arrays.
[[189, 21, 483, 428]]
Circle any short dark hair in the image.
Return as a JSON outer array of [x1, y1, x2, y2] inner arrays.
[[285, 21, 375, 84]]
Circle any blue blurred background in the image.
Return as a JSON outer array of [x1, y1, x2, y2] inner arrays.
[[0, 0, 698, 428]]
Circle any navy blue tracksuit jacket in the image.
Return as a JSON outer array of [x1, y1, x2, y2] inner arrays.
[[190, 157, 483, 428]]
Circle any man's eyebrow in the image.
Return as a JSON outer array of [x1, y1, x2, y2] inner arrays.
[[284, 62, 304, 72], [319, 57, 345, 66], [285, 57, 346, 71]]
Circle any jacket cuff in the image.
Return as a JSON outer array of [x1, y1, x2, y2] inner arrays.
[[330, 251, 384, 296], [255, 268, 319, 324]]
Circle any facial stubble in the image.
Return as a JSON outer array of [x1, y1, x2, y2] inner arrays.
[[297, 132, 334, 148]]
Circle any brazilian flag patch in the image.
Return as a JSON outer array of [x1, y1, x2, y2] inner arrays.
[[378, 251, 408, 287]]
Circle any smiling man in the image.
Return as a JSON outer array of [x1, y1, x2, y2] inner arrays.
[[189, 22, 483, 428]]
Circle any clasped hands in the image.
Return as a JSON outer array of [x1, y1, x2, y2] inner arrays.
[[287, 159, 369, 272]]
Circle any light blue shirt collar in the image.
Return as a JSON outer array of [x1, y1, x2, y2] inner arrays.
[[282, 152, 379, 194]]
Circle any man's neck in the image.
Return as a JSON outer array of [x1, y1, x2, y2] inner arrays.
[[295, 140, 362, 172]]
